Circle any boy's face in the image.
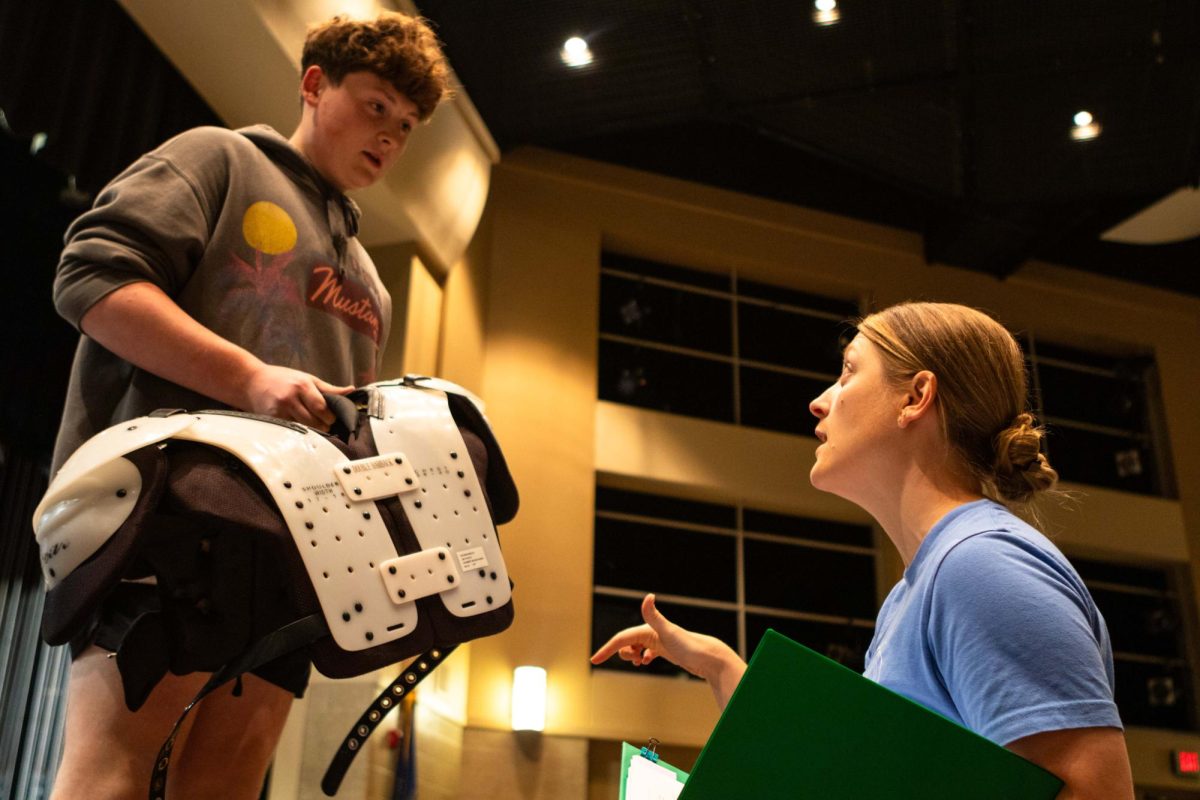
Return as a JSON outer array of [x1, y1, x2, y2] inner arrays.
[[298, 67, 420, 192]]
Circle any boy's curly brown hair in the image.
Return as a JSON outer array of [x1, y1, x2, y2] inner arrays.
[[302, 11, 450, 121]]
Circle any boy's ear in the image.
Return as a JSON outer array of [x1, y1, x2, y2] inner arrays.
[[898, 370, 937, 428], [299, 65, 326, 105]]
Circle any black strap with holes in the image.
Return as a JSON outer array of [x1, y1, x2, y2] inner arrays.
[[147, 614, 328, 800], [320, 645, 456, 797]]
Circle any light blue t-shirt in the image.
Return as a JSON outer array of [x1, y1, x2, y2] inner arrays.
[[864, 499, 1123, 745]]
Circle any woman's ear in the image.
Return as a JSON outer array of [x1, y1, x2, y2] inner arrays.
[[898, 370, 938, 428]]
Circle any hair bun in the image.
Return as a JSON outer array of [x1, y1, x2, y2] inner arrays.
[[993, 413, 1058, 502]]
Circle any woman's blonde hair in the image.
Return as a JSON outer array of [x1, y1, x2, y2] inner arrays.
[[856, 302, 1058, 506]]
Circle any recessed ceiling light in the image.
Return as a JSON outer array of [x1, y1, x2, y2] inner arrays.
[[813, 0, 841, 25], [1071, 110, 1100, 141], [561, 36, 593, 68]]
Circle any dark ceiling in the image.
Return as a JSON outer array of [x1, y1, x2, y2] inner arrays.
[[418, 0, 1200, 298]]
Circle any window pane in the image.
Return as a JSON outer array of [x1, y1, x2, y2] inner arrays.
[[738, 302, 847, 374], [744, 540, 876, 618], [1068, 558, 1195, 732], [600, 273, 732, 354], [594, 516, 736, 602], [1036, 341, 1141, 373], [743, 509, 873, 548], [1090, 587, 1182, 659], [1038, 362, 1146, 431], [599, 339, 734, 423], [739, 366, 829, 436], [596, 486, 736, 529], [745, 615, 872, 673], [592, 593, 737, 676], [603, 252, 730, 293], [737, 279, 858, 319], [1113, 659, 1192, 731], [1072, 557, 1170, 593], [1046, 424, 1155, 495]]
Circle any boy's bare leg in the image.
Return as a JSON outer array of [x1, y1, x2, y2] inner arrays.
[[50, 646, 205, 800], [51, 647, 294, 800], [170, 673, 295, 800]]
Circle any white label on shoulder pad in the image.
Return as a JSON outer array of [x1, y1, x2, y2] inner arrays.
[[456, 547, 489, 572], [334, 452, 419, 501]]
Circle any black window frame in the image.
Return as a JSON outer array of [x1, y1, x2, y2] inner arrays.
[[598, 253, 1174, 498], [1072, 555, 1198, 732], [1025, 335, 1174, 498], [598, 251, 859, 436]]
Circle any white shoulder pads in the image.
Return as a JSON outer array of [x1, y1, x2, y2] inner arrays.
[[401, 375, 486, 414], [34, 414, 198, 588], [369, 384, 513, 619], [36, 398, 511, 655], [161, 414, 419, 653]]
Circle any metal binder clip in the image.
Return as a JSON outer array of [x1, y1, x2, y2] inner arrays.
[[639, 737, 661, 763]]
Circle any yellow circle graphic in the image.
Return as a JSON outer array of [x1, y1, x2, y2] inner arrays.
[[242, 201, 297, 255]]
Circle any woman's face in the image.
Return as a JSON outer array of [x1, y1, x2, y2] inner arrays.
[[808, 334, 909, 498]]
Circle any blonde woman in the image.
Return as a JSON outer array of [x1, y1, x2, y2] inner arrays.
[[592, 302, 1133, 799]]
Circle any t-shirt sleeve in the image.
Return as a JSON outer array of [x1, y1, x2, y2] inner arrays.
[[53, 148, 215, 329], [927, 533, 1123, 745]]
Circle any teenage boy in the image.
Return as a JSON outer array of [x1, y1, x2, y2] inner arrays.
[[48, 13, 449, 799]]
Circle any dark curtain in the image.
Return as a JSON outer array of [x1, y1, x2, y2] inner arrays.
[[0, 2, 221, 796], [0, 0, 222, 196]]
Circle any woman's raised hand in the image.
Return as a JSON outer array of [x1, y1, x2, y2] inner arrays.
[[590, 594, 747, 709]]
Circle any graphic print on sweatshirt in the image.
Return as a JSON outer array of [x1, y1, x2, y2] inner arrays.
[[223, 200, 385, 368]]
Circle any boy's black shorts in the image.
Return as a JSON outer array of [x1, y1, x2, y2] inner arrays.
[[67, 582, 311, 698]]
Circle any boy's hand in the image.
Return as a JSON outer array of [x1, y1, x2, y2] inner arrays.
[[242, 364, 353, 430]]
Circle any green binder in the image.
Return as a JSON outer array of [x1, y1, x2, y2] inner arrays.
[[677, 630, 1064, 799]]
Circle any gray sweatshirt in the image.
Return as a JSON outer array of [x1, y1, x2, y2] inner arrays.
[[51, 125, 392, 472]]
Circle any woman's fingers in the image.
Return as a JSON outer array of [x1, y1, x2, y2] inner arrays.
[[591, 595, 674, 669], [590, 625, 653, 664], [617, 645, 658, 666], [641, 593, 670, 633]]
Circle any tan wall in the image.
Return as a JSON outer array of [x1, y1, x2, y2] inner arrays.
[[454, 146, 1200, 792], [371, 242, 420, 381], [439, 205, 494, 394]]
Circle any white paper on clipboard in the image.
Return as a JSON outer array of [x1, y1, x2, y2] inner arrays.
[[627, 755, 685, 800]]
